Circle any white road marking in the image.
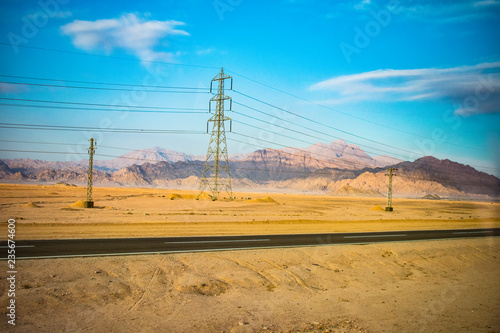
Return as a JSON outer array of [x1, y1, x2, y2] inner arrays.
[[343, 234, 407, 239], [165, 239, 270, 244], [3, 230, 498, 260], [452, 231, 493, 235]]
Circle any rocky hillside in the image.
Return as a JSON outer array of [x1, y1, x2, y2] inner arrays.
[[93, 146, 203, 171], [1, 140, 498, 199]]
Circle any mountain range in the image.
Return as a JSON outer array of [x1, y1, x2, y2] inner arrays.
[[90, 140, 401, 172], [1, 139, 499, 200]]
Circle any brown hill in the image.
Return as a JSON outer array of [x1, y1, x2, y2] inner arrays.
[[421, 194, 442, 200], [1, 146, 498, 200], [21, 202, 40, 208], [330, 185, 383, 197], [248, 196, 278, 204]]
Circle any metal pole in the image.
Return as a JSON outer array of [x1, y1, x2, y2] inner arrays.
[[85, 138, 96, 208], [385, 167, 397, 211], [198, 68, 233, 200]]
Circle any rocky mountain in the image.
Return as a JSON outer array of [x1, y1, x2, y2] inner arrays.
[[1, 140, 498, 199], [372, 155, 403, 168], [330, 185, 384, 197], [300, 140, 375, 167], [93, 146, 203, 171], [0, 160, 25, 181], [234, 139, 402, 173], [4, 158, 81, 173], [1, 140, 401, 174]]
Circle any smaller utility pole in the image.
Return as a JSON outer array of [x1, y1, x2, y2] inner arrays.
[[85, 138, 96, 208], [385, 167, 397, 211]]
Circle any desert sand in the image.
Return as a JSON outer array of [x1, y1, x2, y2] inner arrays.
[[0, 238, 499, 332], [0, 184, 499, 332], [0, 184, 498, 240]]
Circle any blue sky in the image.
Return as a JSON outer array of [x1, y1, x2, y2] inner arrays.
[[0, 0, 499, 176]]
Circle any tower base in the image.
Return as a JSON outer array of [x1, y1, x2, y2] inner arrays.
[[385, 207, 393, 211], [84, 201, 94, 208]]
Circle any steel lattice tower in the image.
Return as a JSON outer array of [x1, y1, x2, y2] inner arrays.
[[85, 138, 96, 208], [198, 68, 233, 200], [385, 167, 397, 211]]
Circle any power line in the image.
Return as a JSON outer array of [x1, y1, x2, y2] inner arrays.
[[0, 41, 491, 155], [0, 139, 83, 146], [1, 134, 497, 183], [93, 153, 342, 176], [2, 120, 496, 177], [0, 135, 386, 171], [97, 145, 202, 157], [231, 130, 377, 170], [0, 122, 205, 134], [229, 70, 425, 133], [1, 147, 495, 188], [1, 106, 497, 176], [0, 136, 380, 170], [0, 103, 208, 114], [0, 148, 317, 176], [0, 74, 208, 90], [3, 96, 491, 173], [231, 92, 500, 175], [227, 69, 496, 154], [233, 91, 422, 156], [0, 149, 86, 155], [230, 131, 500, 177], [0, 66, 492, 175], [226, 136, 376, 171], [0, 97, 204, 110], [0, 140, 200, 158], [233, 100, 420, 159], [231, 119, 499, 174], [4, 99, 493, 173], [1, 81, 209, 94], [0, 139, 200, 158], [231, 107, 500, 173], [232, 108, 408, 159]]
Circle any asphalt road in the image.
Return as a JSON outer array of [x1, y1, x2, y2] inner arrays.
[[1, 228, 499, 259]]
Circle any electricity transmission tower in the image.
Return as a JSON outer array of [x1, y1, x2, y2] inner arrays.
[[85, 138, 96, 208], [385, 167, 397, 211], [198, 68, 233, 200]]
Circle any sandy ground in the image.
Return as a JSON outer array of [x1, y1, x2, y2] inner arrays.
[[1, 184, 499, 332], [0, 184, 499, 240], [0, 238, 499, 332]]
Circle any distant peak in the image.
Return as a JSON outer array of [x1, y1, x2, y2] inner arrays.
[[415, 156, 440, 163], [334, 139, 347, 146]]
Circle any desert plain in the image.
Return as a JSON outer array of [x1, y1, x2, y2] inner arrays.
[[0, 183, 499, 332]]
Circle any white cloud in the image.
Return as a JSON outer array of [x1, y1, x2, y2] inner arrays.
[[474, 0, 500, 6], [354, 0, 371, 10], [310, 62, 500, 116], [345, 0, 500, 21], [399, 0, 500, 22], [61, 13, 189, 63]]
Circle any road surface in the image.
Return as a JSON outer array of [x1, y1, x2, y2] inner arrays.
[[1, 228, 498, 259]]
